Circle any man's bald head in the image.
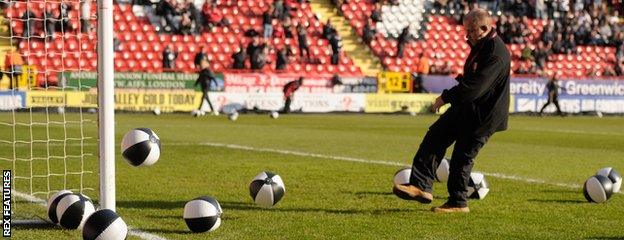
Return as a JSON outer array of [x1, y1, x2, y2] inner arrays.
[[463, 8, 493, 45]]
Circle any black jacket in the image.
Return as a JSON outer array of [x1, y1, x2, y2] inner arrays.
[[195, 68, 216, 91], [438, 29, 511, 137]]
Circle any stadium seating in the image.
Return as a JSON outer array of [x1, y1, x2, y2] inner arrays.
[[6, 0, 362, 87], [341, 0, 617, 78]]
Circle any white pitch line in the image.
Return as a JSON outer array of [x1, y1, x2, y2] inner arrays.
[[515, 128, 624, 136], [12, 190, 168, 240], [187, 141, 622, 194]]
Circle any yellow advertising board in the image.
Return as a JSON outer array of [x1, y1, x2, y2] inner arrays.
[[0, 65, 38, 90], [365, 93, 448, 113], [365, 93, 516, 113], [25, 90, 204, 112], [377, 71, 412, 93]]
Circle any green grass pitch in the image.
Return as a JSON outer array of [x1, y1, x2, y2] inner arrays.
[[1, 112, 623, 239]]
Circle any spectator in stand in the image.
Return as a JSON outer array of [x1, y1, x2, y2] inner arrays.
[[323, 19, 335, 40], [551, 33, 565, 54], [396, 25, 411, 58], [276, 48, 289, 70], [563, 34, 577, 54], [282, 0, 292, 20], [496, 15, 508, 39], [520, 44, 534, 61], [21, 8, 36, 38], [598, 20, 612, 45], [615, 59, 624, 76], [371, 4, 382, 23], [158, 0, 180, 33], [297, 24, 311, 60], [251, 48, 268, 70], [533, 41, 550, 71], [4, 48, 24, 89], [511, 24, 525, 44], [232, 45, 246, 69], [273, 0, 285, 20], [282, 16, 294, 38], [81, 0, 91, 33], [416, 53, 430, 75], [44, 6, 56, 39], [59, 2, 71, 31], [180, 12, 195, 35], [614, 32, 624, 60], [588, 30, 605, 46], [263, 7, 274, 38], [162, 45, 178, 69], [362, 21, 376, 44], [202, 3, 229, 29], [540, 23, 555, 46], [246, 37, 265, 61], [534, 0, 546, 19], [194, 47, 207, 69], [329, 33, 342, 65]]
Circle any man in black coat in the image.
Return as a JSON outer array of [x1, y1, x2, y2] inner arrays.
[[393, 9, 510, 213], [194, 47, 207, 70], [232, 45, 246, 69], [195, 65, 218, 115], [396, 25, 411, 58]]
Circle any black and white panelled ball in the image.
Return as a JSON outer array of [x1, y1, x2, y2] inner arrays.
[[249, 171, 286, 207], [121, 128, 161, 167]]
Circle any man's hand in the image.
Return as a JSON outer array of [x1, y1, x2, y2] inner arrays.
[[430, 96, 445, 113], [454, 74, 464, 82]]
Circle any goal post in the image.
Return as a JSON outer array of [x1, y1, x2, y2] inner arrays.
[[97, 0, 116, 212]]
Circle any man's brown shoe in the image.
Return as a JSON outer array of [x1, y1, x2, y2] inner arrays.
[[431, 203, 470, 213], [392, 184, 433, 204]]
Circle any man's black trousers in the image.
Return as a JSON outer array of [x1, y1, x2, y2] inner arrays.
[[199, 90, 214, 112], [409, 119, 491, 207]]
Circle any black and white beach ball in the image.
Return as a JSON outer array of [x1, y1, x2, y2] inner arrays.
[[596, 167, 622, 193], [47, 190, 73, 224], [584, 175, 614, 203], [56, 193, 96, 229], [249, 171, 286, 207], [467, 172, 490, 199], [82, 209, 128, 240], [183, 196, 223, 233], [121, 128, 161, 167]]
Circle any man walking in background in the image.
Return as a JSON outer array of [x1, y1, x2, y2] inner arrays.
[[195, 63, 218, 115], [539, 75, 564, 116], [393, 9, 510, 213], [282, 77, 303, 113]]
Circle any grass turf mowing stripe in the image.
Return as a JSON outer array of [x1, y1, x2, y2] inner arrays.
[[170, 141, 622, 195], [12, 190, 168, 240]]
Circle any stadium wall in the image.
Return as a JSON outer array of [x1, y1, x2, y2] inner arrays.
[[2, 72, 624, 114]]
